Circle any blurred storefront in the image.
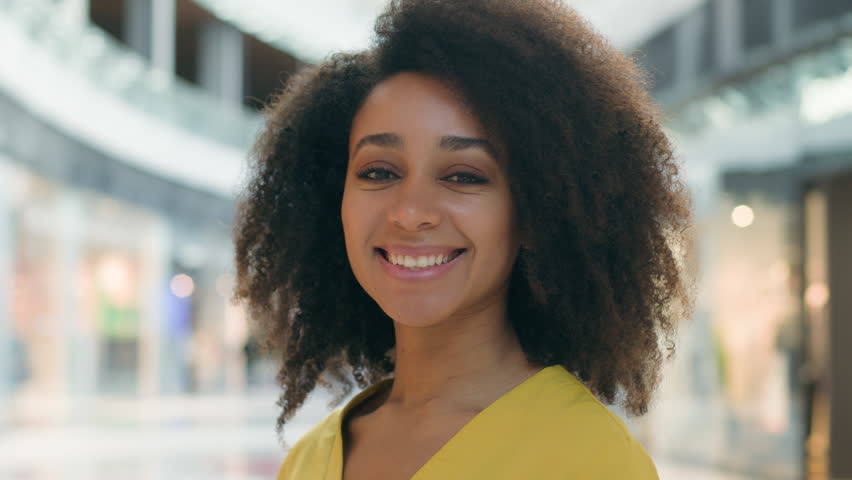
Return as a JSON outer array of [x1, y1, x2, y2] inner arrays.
[[0, 0, 298, 427], [0, 156, 254, 402], [631, 1, 852, 478], [801, 172, 852, 480]]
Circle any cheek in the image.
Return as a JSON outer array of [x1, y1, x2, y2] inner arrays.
[[478, 198, 520, 270], [476, 194, 516, 245], [341, 186, 374, 259], [491, 212, 518, 252]]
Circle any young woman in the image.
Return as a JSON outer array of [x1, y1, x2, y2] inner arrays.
[[233, 0, 692, 478]]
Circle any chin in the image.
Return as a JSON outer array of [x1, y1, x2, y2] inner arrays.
[[378, 299, 454, 328]]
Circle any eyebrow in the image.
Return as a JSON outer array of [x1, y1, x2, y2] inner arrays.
[[352, 133, 403, 155], [352, 133, 498, 160]]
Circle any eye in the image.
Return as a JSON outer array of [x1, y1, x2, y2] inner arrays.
[[356, 167, 398, 181], [444, 172, 489, 185]]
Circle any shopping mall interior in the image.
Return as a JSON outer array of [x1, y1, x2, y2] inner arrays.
[[1, 0, 851, 479]]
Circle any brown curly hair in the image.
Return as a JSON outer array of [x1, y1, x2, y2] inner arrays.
[[233, 0, 692, 437]]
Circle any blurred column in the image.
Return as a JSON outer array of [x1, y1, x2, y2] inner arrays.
[[125, 0, 176, 74], [125, 0, 152, 60], [826, 175, 852, 479], [151, 0, 176, 74], [717, 0, 741, 72], [773, 0, 794, 49], [675, 11, 701, 94], [804, 189, 829, 480], [58, 0, 90, 28], [198, 19, 244, 105], [138, 218, 171, 396], [0, 163, 14, 399], [805, 176, 852, 479], [57, 193, 92, 397]]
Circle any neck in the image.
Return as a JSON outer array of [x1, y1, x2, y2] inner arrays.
[[383, 299, 539, 415]]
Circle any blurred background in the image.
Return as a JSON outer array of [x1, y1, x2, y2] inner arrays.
[[0, 0, 850, 479]]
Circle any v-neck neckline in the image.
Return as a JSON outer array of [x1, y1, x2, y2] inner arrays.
[[331, 365, 559, 480]]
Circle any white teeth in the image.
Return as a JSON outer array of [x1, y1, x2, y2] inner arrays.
[[387, 251, 460, 269]]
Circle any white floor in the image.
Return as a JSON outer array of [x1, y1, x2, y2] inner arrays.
[[657, 462, 757, 480]]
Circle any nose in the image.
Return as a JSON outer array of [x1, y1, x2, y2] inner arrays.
[[386, 175, 442, 231]]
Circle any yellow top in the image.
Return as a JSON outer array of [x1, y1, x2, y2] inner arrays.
[[276, 365, 658, 479]]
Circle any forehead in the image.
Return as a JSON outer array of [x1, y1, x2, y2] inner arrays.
[[349, 72, 488, 146]]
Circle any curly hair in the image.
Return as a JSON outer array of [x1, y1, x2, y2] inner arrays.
[[233, 0, 692, 437]]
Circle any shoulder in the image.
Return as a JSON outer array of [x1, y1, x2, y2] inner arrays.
[[276, 379, 393, 480], [509, 367, 659, 478], [275, 408, 342, 480], [546, 396, 657, 477]]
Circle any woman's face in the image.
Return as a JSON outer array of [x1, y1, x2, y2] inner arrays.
[[342, 72, 520, 327]]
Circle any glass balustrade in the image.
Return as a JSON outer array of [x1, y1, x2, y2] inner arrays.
[[0, 0, 262, 151]]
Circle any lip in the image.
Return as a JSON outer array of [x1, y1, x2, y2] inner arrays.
[[375, 248, 467, 281]]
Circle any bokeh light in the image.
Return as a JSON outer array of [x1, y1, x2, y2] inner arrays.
[[731, 205, 754, 228], [805, 282, 830, 309], [170, 273, 195, 298]]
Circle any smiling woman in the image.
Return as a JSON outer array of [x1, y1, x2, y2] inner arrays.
[[232, 0, 692, 479]]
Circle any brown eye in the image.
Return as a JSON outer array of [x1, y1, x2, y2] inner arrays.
[[357, 167, 398, 181], [444, 172, 489, 184]]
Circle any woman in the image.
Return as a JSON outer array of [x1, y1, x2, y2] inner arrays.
[[233, 0, 692, 478]]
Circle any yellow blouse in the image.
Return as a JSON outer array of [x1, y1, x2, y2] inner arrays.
[[276, 365, 658, 479]]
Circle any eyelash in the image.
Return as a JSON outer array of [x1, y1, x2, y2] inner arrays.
[[356, 167, 489, 185]]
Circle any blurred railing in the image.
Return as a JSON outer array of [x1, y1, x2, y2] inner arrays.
[[192, 0, 384, 63], [0, 0, 261, 151], [631, 0, 852, 136], [674, 37, 852, 135]]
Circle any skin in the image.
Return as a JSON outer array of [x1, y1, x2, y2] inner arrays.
[[341, 72, 542, 479]]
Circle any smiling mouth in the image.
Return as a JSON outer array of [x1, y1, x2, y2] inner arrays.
[[375, 248, 467, 268]]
